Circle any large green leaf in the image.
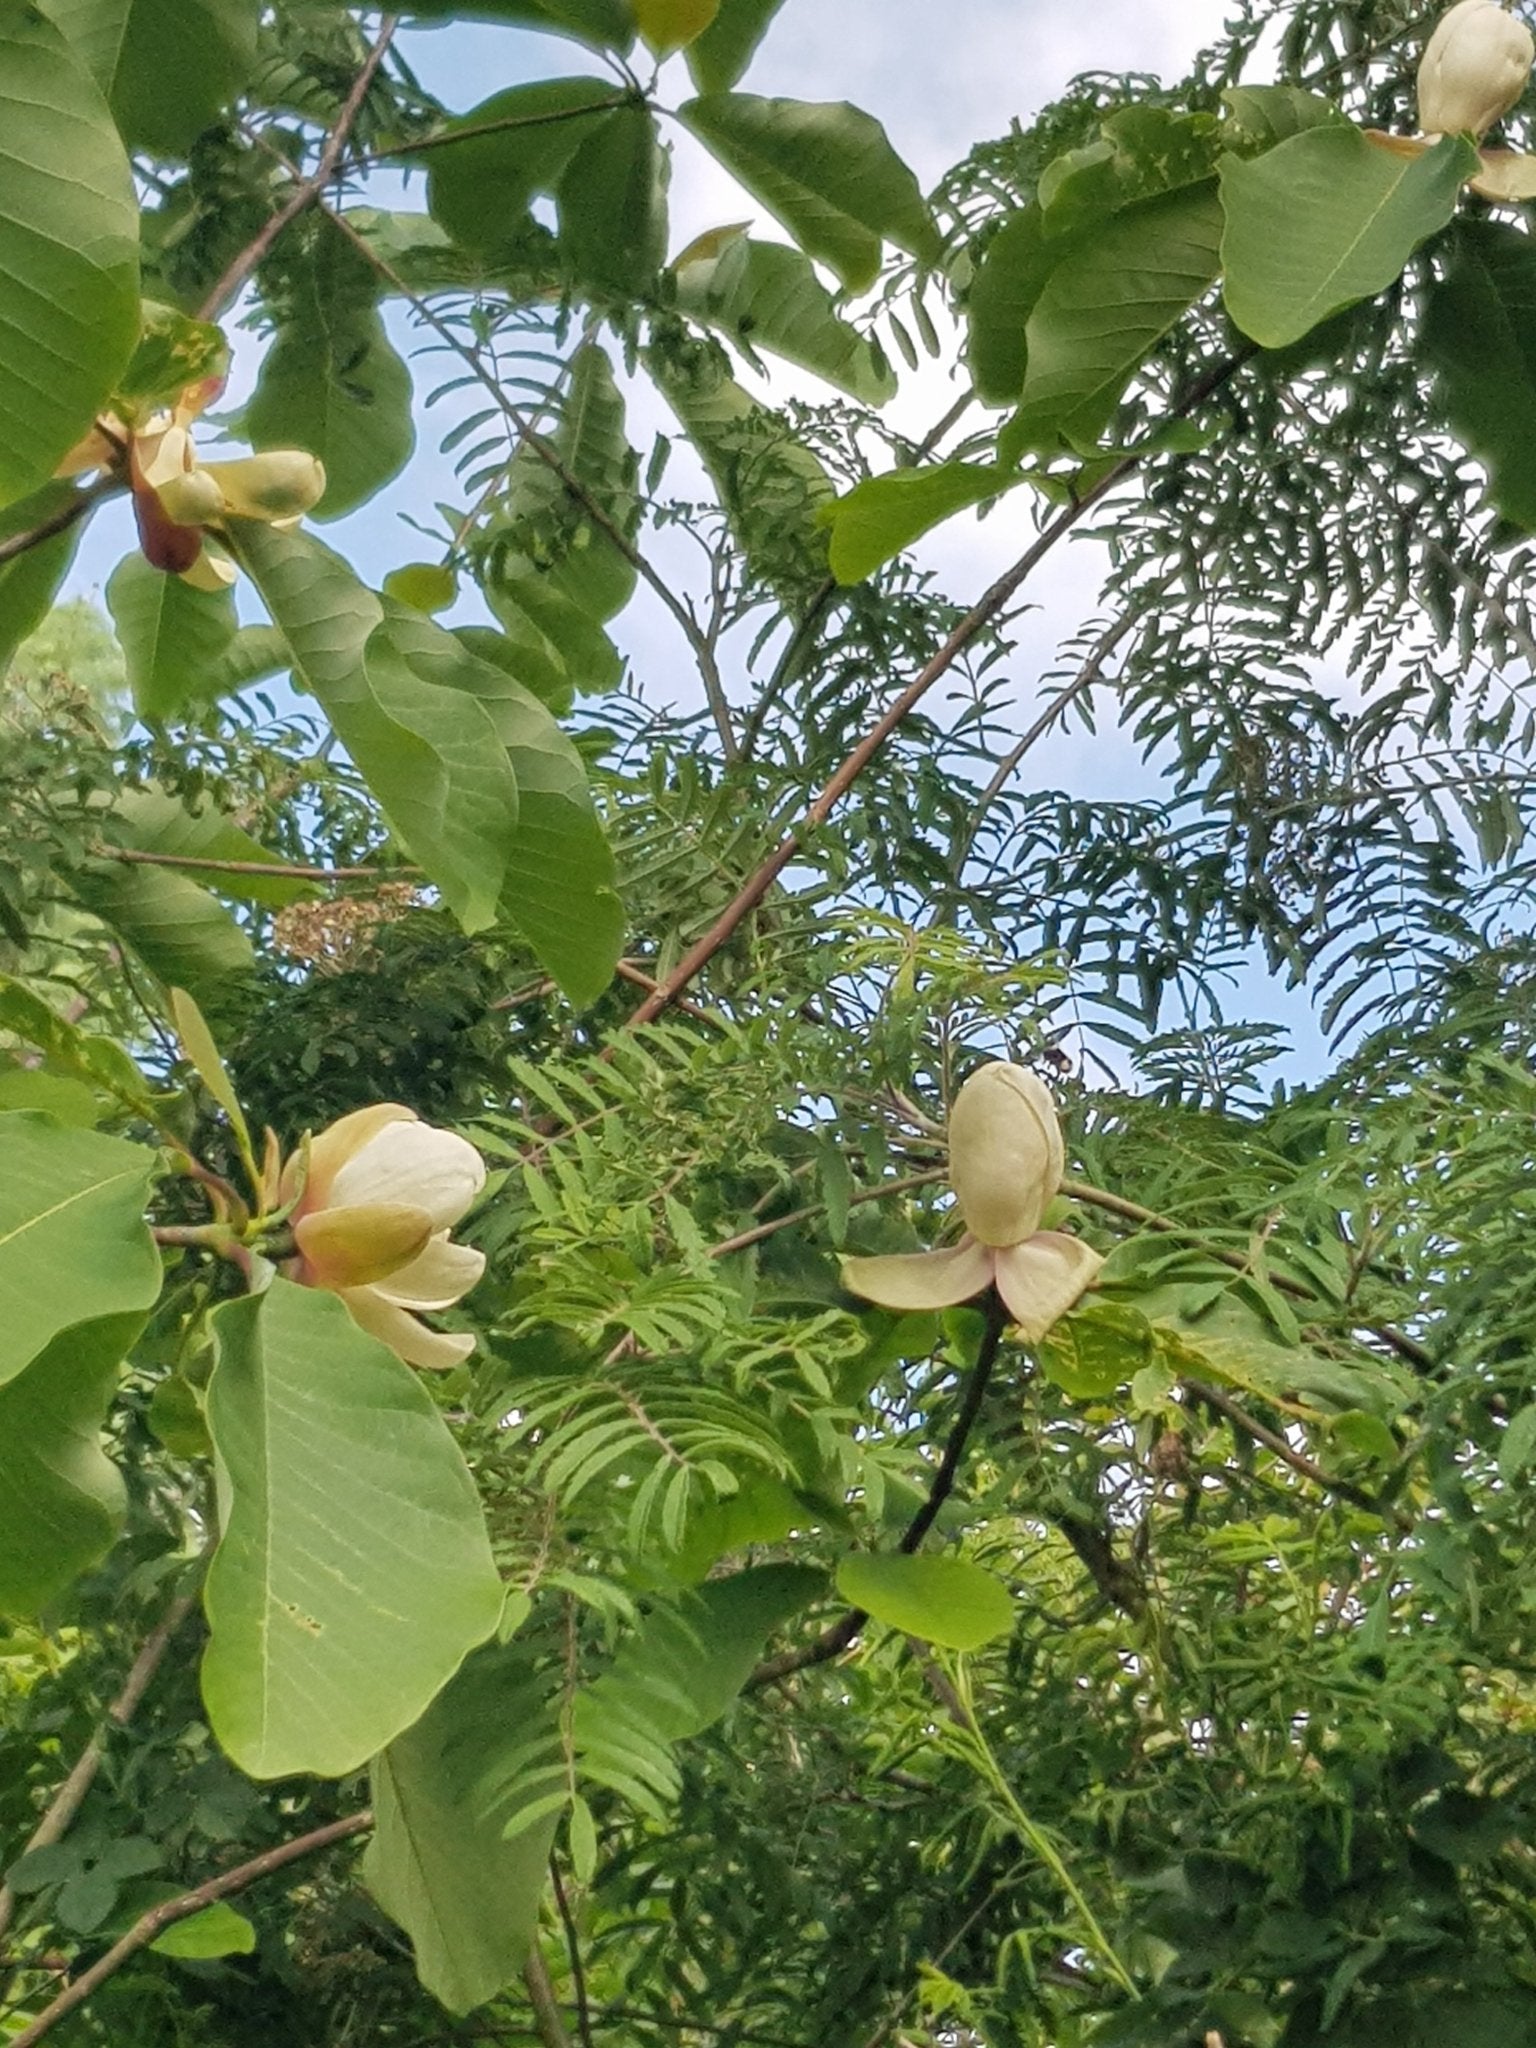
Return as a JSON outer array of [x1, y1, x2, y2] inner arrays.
[[106, 550, 238, 722], [675, 233, 895, 402], [0, 5, 139, 508], [245, 222, 415, 521], [824, 461, 1017, 586], [1010, 183, 1224, 450], [201, 1280, 503, 1780], [834, 1552, 1015, 1652], [966, 209, 1057, 408], [685, 0, 785, 91], [374, 608, 624, 1005], [233, 523, 521, 935], [103, 783, 316, 909], [557, 101, 668, 296], [1424, 220, 1536, 534], [0, 977, 161, 1121], [425, 79, 620, 259], [0, 1310, 140, 1617], [0, 483, 83, 673], [397, 0, 633, 46], [71, 858, 255, 994], [365, 1640, 562, 2014], [0, 1113, 159, 1389], [677, 93, 940, 292], [43, 0, 259, 157], [1220, 127, 1476, 350]]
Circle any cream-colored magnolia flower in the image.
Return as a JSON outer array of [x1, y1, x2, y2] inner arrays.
[[58, 377, 325, 591], [1418, 0, 1534, 138], [840, 1063, 1102, 1342], [281, 1104, 487, 1370]]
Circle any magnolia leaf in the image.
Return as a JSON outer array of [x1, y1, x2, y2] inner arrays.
[[201, 1280, 503, 1780], [557, 102, 668, 295], [632, 0, 717, 53], [71, 859, 255, 995], [0, 1311, 141, 1617], [106, 551, 238, 723], [1424, 220, 1536, 534], [966, 208, 1057, 408], [0, 483, 83, 674], [1220, 127, 1476, 349], [397, 0, 634, 46], [675, 236, 896, 402], [426, 78, 619, 259], [43, 0, 260, 158], [1219, 84, 1346, 156], [167, 987, 249, 1155], [0, 977, 160, 1120], [0, 5, 139, 507], [104, 784, 315, 910], [678, 93, 940, 291], [835, 1552, 1014, 1652], [0, 1114, 159, 1389], [365, 1640, 563, 2013], [824, 462, 1017, 585], [383, 563, 457, 613], [685, 0, 787, 91]]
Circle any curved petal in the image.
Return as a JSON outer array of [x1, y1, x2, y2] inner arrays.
[[293, 1202, 434, 1289], [991, 1232, 1103, 1343], [372, 1230, 486, 1311], [155, 467, 224, 526], [329, 1120, 486, 1230], [202, 451, 325, 521], [1470, 147, 1536, 200], [337, 1286, 477, 1371], [283, 1103, 418, 1211], [840, 1238, 995, 1311], [179, 542, 238, 591]]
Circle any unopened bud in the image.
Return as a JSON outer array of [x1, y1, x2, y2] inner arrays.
[[948, 1063, 1065, 1248], [1418, 0, 1534, 138]]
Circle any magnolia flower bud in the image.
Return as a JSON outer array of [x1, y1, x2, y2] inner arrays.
[[948, 1063, 1065, 1248], [202, 450, 326, 521], [1418, 0, 1534, 138]]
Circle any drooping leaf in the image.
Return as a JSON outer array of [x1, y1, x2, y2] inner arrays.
[[201, 1279, 503, 1780], [835, 1552, 1015, 1651], [425, 78, 619, 261], [71, 859, 255, 994], [557, 101, 668, 296], [0, 977, 161, 1121], [1219, 127, 1476, 350], [0, 1113, 159, 1389], [824, 461, 1017, 586], [675, 234, 896, 402], [396, 0, 633, 46], [233, 522, 521, 935], [103, 783, 315, 910], [365, 1640, 563, 2014], [632, 0, 717, 54], [244, 221, 415, 520], [0, 4, 139, 507], [677, 93, 940, 291], [966, 208, 1057, 408], [1219, 83, 1346, 156], [0, 1310, 141, 1616], [43, 0, 260, 158], [106, 550, 238, 722], [1035, 107, 1218, 239], [1424, 220, 1536, 534], [0, 483, 84, 674], [684, 0, 785, 91], [167, 986, 249, 1152]]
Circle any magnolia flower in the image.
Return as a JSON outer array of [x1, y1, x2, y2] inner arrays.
[[57, 377, 326, 591], [841, 1063, 1102, 1342], [1418, 0, 1534, 138], [281, 1104, 487, 1369]]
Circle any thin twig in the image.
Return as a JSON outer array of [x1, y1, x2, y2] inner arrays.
[[549, 1861, 594, 2048], [91, 846, 409, 883], [707, 1169, 945, 1259], [0, 474, 121, 572], [0, 1549, 210, 1948], [625, 353, 1248, 1029], [195, 17, 400, 321], [522, 1948, 576, 2048], [355, 93, 629, 166], [1185, 1377, 1409, 1527], [8, 1813, 372, 2047]]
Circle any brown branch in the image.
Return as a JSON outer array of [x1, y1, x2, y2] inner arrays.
[[0, 473, 122, 572], [8, 1812, 372, 2047], [624, 353, 1247, 1030], [747, 1294, 1010, 1688], [91, 846, 409, 883], [548, 1860, 594, 2048], [1185, 1377, 1409, 1528], [522, 1948, 576, 2048], [707, 1168, 945, 1259], [0, 1550, 209, 1948], [195, 17, 399, 321]]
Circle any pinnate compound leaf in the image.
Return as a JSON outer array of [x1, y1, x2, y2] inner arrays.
[[835, 1552, 1014, 1651], [685, 0, 786, 91], [678, 93, 940, 291], [825, 461, 1017, 586], [1219, 126, 1476, 350], [201, 1279, 503, 1780], [107, 550, 238, 723], [0, 1310, 141, 1617], [43, 0, 259, 158], [233, 523, 521, 935], [365, 1640, 563, 2014], [0, 1113, 159, 1388], [0, 5, 139, 508], [675, 235, 895, 401], [1424, 220, 1536, 534]]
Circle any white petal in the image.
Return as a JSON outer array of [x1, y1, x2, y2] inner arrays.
[[284, 1103, 418, 1210], [948, 1063, 1063, 1247], [293, 1202, 434, 1289], [372, 1230, 486, 1311], [991, 1232, 1103, 1343], [1470, 147, 1536, 199], [338, 1286, 477, 1370], [841, 1238, 995, 1311], [328, 1119, 486, 1230]]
